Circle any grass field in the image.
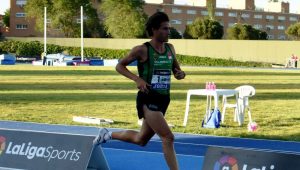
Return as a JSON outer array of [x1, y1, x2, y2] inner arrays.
[[0, 65, 299, 141]]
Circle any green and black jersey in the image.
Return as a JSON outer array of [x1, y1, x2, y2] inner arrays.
[[138, 42, 174, 95]]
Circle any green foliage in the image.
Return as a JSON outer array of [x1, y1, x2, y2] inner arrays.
[[285, 23, 300, 40], [176, 54, 271, 68], [16, 41, 43, 57], [3, 9, 10, 27], [0, 40, 21, 53], [227, 23, 268, 40], [0, 40, 63, 56], [169, 27, 182, 39], [183, 25, 193, 39], [100, 0, 147, 38], [186, 18, 224, 39], [25, 0, 103, 37], [64, 46, 129, 59]]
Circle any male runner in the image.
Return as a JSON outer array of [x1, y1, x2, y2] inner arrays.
[[94, 12, 185, 170]]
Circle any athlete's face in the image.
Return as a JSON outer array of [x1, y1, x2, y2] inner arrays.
[[153, 22, 170, 42]]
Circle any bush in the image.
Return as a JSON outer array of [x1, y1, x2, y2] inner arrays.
[[16, 41, 43, 57], [227, 24, 268, 40], [176, 54, 271, 67], [64, 46, 129, 59]]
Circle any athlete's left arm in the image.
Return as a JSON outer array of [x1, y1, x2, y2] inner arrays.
[[169, 43, 186, 80]]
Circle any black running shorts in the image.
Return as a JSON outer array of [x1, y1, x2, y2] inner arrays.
[[136, 91, 170, 119]]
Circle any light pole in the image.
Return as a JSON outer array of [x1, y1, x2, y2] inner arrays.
[[81, 6, 84, 62], [43, 7, 47, 65]]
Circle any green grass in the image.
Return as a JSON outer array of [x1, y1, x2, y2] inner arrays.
[[0, 65, 300, 142]]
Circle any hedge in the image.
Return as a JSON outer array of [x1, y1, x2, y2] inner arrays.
[[0, 40, 271, 67]]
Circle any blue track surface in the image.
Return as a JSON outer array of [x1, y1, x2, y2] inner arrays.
[[1, 120, 299, 170]]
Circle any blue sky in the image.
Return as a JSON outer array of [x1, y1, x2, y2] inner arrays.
[[0, 0, 299, 14]]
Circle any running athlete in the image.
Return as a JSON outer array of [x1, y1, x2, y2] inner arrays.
[[94, 12, 185, 170]]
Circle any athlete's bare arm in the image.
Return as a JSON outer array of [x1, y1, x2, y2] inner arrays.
[[116, 45, 150, 93], [168, 43, 185, 80]]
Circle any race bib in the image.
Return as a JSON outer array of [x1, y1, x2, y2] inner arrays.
[[151, 69, 171, 90]]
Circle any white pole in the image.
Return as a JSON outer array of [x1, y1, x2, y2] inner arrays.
[[81, 6, 84, 62], [43, 6, 47, 64], [44, 7, 47, 55]]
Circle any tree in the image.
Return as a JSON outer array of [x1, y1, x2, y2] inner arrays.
[[227, 23, 268, 40], [286, 23, 300, 40], [100, 0, 147, 38], [25, 0, 103, 37], [169, 27, 182, 39], [186, 18, 224, 39], [183, 25, 193, 39], [3, 9, 10, 27]]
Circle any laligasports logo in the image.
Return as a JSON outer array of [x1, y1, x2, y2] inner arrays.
[[0, 136, 6, 155], [0, 139, 82, 162], [214, 155, 238, 170]]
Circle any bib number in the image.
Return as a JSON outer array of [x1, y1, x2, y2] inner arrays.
[[151, 69, 171, 90]]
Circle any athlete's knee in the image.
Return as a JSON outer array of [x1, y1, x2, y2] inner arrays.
[[138, 139, 149, 147], [161, 132, 175, 144], [134, 137, 149, 146]]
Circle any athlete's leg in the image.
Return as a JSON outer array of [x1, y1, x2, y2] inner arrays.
[[143, 105, 179, 170], [111, 119, 155, 146]]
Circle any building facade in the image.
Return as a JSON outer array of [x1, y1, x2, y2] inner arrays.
[[7, 0, 300, 40], [144, 0, 300, 40]]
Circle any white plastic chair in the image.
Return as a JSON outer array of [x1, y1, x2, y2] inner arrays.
[[222, 85, 255, 125]]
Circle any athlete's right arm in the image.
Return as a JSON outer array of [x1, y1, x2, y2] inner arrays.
[[116, 45, 150, 93]]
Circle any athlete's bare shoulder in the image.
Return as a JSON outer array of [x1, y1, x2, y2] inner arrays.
[[166, 43, 176, 55], [130, 44, 148, 62]]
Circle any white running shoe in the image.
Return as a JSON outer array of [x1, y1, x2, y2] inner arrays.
[[93, 128, 110, 145]]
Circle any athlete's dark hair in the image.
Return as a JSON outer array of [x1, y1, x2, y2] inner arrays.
[[146, 12, 169, 37]]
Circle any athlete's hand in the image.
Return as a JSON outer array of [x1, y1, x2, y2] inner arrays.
[[135, 77, 150, 93], [174, 68, 185, 80]]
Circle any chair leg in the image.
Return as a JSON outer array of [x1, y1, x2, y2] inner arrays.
[[222, 105, 226, 123], [234, 108, 238, 122], [247, 107, 253, 123]]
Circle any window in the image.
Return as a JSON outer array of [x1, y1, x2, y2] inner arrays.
[[16, 0, 27, 6], [290, 17, 298, 21], [186, 20, 193, 25], [201, 10, 208, 16], [254, 14, 262, 19], [278, 16, 286, 21], [16, 13, 26, 17], [228, 12, 237, 17], [156, 8, 164, 12], [215, 11, 223, 16], [266, 15, 274, 20], [268, 35, 274, 39], [16, 24, 28, 29], [228, 23, 235, 27], [171, 20, 182, 25], [266, 25, 274, 30], [278, 35, 286, 40], [187, 10, 196, 15], [278, 25, 285, 30], [172, 8, 182, 14], [241, 13, 250, 18], [253, 24, 262, 29]]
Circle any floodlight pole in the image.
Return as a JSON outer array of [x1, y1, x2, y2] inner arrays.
[[81, 6, 84, 62], [44, 7, 47, 61]]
